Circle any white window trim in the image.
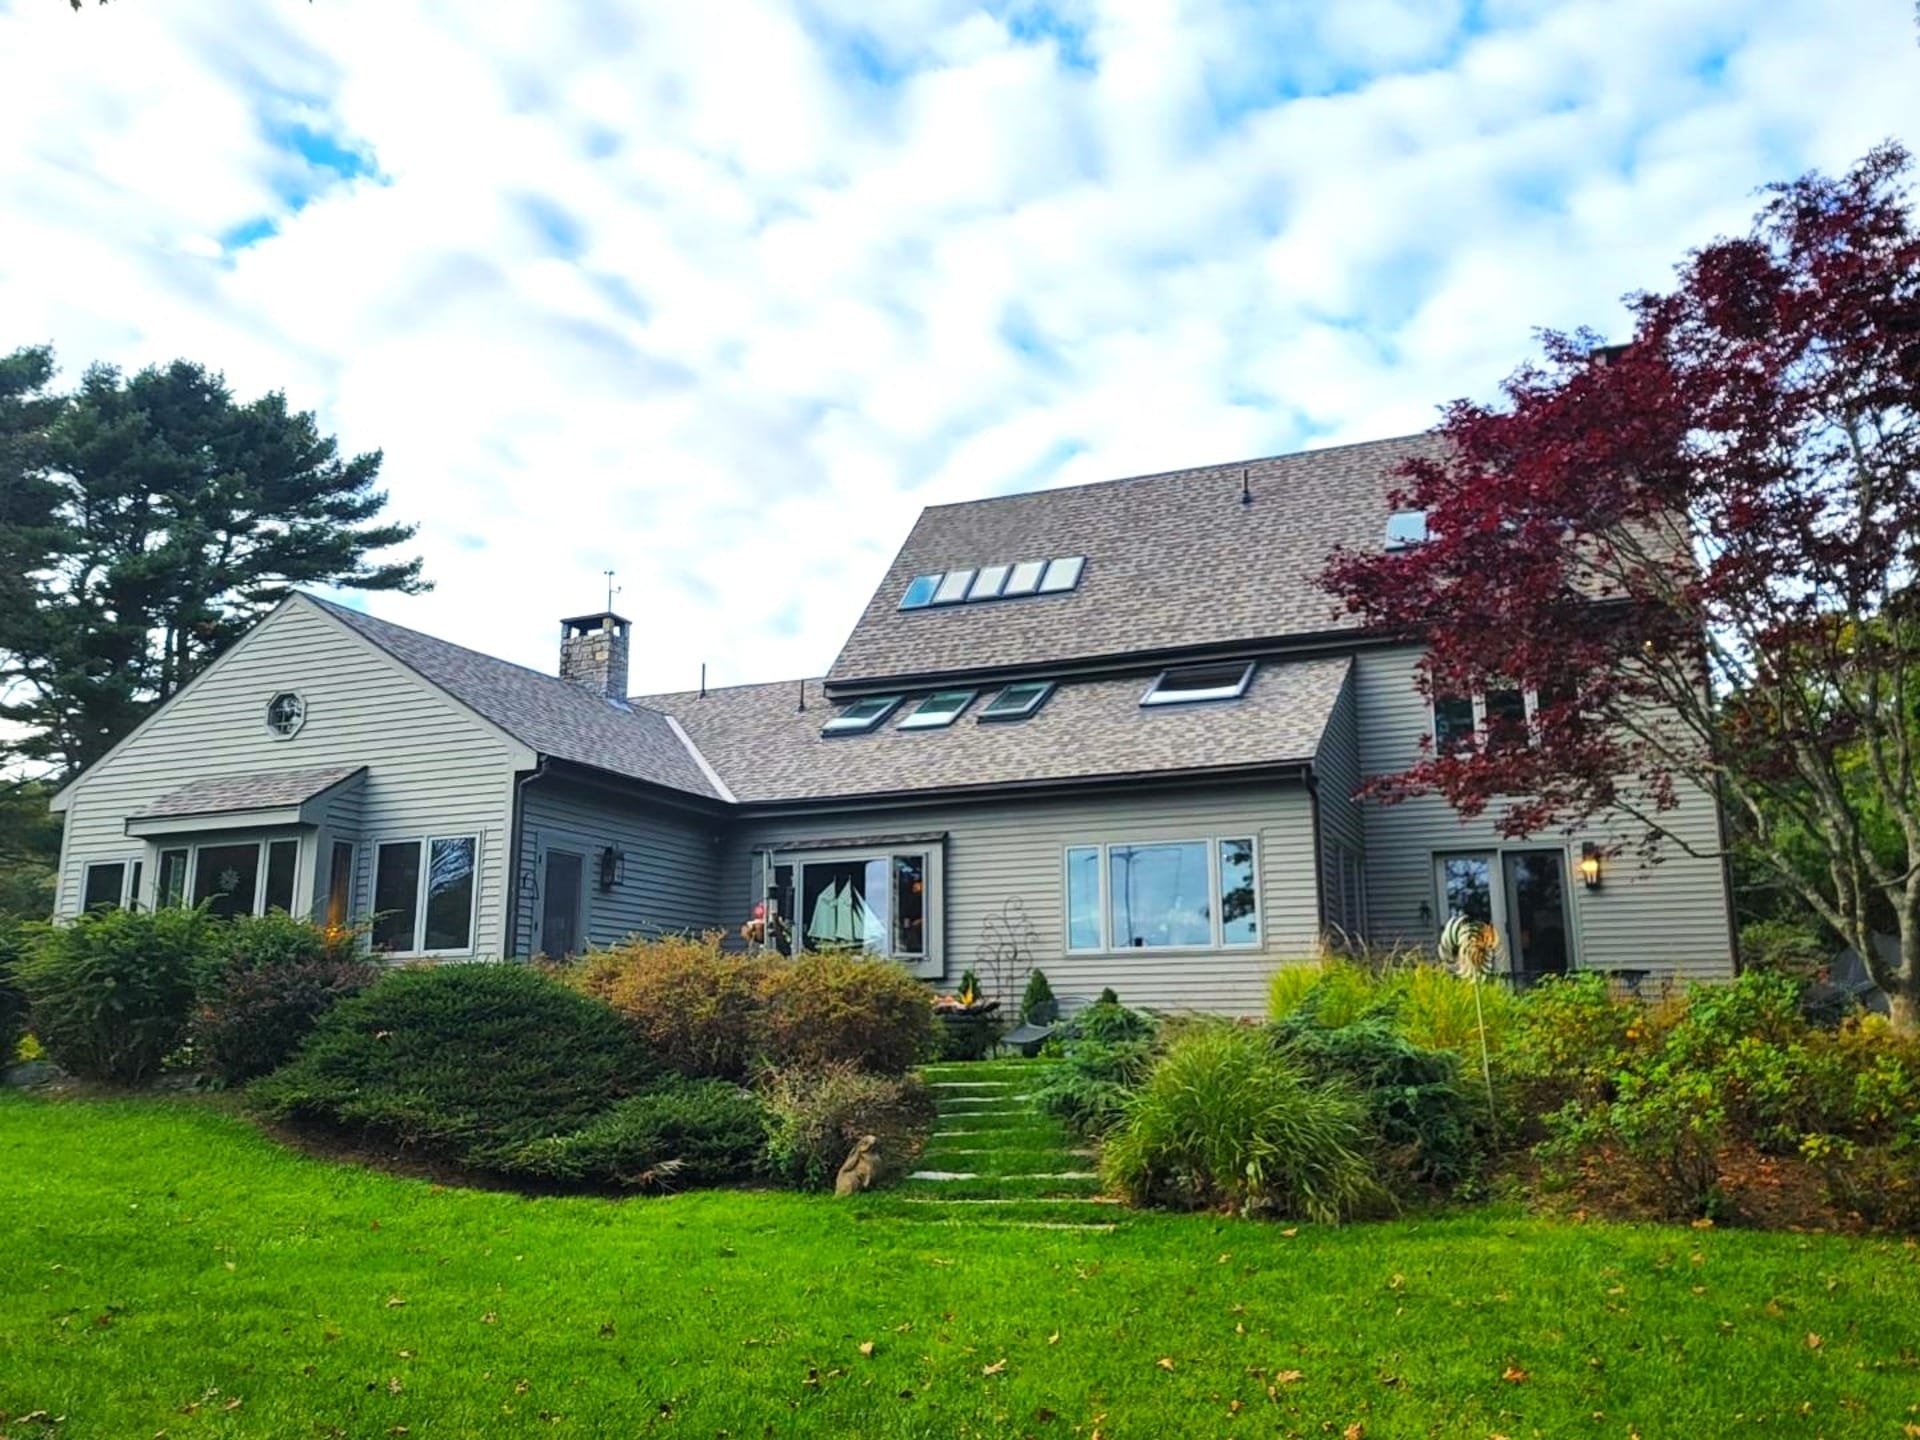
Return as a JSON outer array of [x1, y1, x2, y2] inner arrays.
[[1428, 685, 1546, 752], [265, 690, 308, 740], [760, 844, 943, 979], [1141, 661, 1256, 708], [161, 836, 306, 918], [80, 857, 140, 911], [369, 832, 481, 958], [1063, 835, 1262, 955]]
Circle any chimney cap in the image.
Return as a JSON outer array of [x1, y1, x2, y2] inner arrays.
[[559, 610, 632, 632]]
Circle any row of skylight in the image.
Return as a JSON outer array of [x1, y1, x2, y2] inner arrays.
[[820, 663, 1258, 737], [822, 680, 1056, 735], [899, 556, 1085, 610]]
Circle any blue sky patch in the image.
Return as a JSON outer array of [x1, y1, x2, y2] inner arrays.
[[218, 216, 279, 253], [519, 194, 588, 259]]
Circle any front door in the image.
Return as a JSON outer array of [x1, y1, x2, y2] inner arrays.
[[1502, 850, 1571, 985], [540, 849, 585, 958]]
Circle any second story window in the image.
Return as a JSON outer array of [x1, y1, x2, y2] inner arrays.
[[1433, 684, 1553, 754]]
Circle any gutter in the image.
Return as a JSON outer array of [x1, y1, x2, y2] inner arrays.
[[505, 756, 550, 961]]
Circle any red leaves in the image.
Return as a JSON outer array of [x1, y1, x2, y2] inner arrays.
[[1322, 143, 1920, 886]]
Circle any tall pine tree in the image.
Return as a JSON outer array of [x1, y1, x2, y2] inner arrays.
[[0, 351, 427, 778]]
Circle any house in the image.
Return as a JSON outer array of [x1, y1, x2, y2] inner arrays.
[[47, 436, 1736, 1012]]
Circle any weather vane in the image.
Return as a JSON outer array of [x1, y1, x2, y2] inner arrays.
[[604, 569, 621, 612]]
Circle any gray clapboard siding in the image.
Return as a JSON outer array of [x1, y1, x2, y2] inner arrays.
[[1314, 669, 1366, 940], [1351, 645, 1733, 982], [512, 776, 727, 954], [53, 597, 531, 958], [722, 781, 1320, 1016]]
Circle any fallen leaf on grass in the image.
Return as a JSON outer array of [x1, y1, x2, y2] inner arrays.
[[1344, 1424, 1365, 1440], [1281, 1228, 1299, 1238], [385, 1296, 406, 1308], [1502, 1366, 1529, 1384], [1805, 1332, 1822, 1350], [224, 1398, 243, 1411], [480, 1312, 497, 1325], [858, 1342, 875, 1358], [982, 1359, 1007, 1377], [1047, 1331, 1060, 1345], [1274, 1370, 1304, 1385], [1156, 1357, 1175, 1371]]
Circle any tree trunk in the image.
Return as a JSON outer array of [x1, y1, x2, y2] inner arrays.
[[1891, 986, 1919, 1034]]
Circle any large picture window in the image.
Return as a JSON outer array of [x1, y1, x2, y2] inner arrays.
[[151, 838, 303, 919], [761, 845, 939, 975], [1065, 837, 1260, 952], [371, 835, 478, 955]]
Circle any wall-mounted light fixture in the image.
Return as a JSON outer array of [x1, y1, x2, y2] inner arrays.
[[598, 845, 625, 892], [1579, 842, 1603, 891], [1417, 898, 1434, 929]]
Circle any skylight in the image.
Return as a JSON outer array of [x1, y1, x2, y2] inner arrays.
[[1141, 662, 1256, 707], [899, 690, 977, 729], [1039, 555, 1085, 592], [931, 569, 976, 604], [969, 564, 1010, 600], [822, 696, 901, 736], [1384, 510, 1429, 550], [979, 680, 1054, 722], [899, 574, 940, 609], [897, 557, 1085, 609], [1002, 560, 1046, 596]]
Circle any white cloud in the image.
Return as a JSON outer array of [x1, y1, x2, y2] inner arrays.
[[0, 0, 1916, 695]]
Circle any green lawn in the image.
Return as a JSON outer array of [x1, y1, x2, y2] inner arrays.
[[5, 1089, 1920, 1438]]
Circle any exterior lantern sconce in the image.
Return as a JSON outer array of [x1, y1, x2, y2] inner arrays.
[[1580, 843, 1603, 891], [598, 845, 625, 892], [1417, 898, 1434, 929]]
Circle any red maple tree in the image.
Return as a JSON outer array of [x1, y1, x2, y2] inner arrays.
[[1323, 143, 1920, 1026]]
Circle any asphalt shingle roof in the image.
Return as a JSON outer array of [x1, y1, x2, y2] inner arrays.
[[826, 434, 1438, 687], [136, 764, 365, 818], [308, 597, 723, 801], [640, 656, 1351, 805]]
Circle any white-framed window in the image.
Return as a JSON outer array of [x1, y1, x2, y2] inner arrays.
[[81, 858, 141, 912], [1064, 836, 1260, 953], [266, 691, 307, 738], [1430, 684, 1561, 755], [760, 844, 941, 977], [822, 696, 901, 737], [169, 837, 303, 919], [1141, 661, 1255, 707], [899, 690, 976, 730], [898, 556, 1087, 609], [371, 835, 479, 956], [1324, 840, 1366, 937]]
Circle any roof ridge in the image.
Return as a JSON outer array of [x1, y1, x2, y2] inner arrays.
[[634, 676, 824, 704], [303, 593, 593, 695], [917, 431, 1433, 514]]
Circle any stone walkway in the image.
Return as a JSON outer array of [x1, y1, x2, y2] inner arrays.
[[889, 1058, 1122, 1232]]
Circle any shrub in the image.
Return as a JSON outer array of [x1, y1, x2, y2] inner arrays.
[[1102, 1023, 1382, 1221], [190, 913, 378, 1085], [17, 906, 211, 1084], [253, 964, 660, 1172], [503, 1080, 769, 1189], [758, 952, 936, 1074], [1020, 968, 1057, 1022], [936, 1009, 1002, 1061], [1498, 973, 1648, 1120], [564, 933, 771, 1080], [1274, 1016, 1484, 1191], [1266, 962, 1326, 1022], [1541, 1059, 1730, 1219], [0, 915, 27, 1063], [1390, 962, 1516, 1061], [1033, 997, 1159, 1137], [760, 1064, 935, 1189], [1289, 961, 1387, 1031]]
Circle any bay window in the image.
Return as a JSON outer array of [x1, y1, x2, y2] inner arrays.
[[760, 844, 941, 977]]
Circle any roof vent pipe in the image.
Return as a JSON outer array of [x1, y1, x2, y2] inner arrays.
[[1241, 469, 1252, 506]]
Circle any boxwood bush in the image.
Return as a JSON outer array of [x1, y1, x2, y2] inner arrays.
[[17, 906, 211, 1084]]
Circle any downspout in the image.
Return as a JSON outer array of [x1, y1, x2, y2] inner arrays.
[[505, 756, 550, 961]]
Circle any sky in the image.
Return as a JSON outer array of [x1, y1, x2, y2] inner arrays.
[[2, 0, 1918, 695]]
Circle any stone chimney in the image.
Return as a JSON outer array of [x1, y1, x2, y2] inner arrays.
[[559, 612, 631, 701]]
